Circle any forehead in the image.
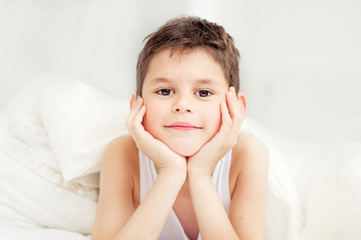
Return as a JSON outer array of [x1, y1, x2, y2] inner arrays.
[[144, 48, 228, 87]]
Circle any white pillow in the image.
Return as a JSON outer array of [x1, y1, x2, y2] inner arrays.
[[242, 118, 302, 240], [6, 78, 59, 170], [0, 137, 98, 235], [7, 74, 129, 181]]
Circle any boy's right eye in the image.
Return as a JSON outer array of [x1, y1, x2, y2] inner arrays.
[[156, 88, 174, 96]]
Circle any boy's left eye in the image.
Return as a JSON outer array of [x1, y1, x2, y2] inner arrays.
[[195, 90, 212, 97]]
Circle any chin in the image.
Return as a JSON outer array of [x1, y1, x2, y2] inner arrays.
[[168, 142, 202, 157]]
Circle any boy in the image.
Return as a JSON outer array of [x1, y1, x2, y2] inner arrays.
[[92, 16, 269, 240]]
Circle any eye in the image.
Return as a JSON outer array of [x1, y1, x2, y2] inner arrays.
[[195, 90, 212, 97], [156, 88, 174, 96]]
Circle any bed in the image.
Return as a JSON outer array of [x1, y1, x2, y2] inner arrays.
[[0, 74, 360, 239]]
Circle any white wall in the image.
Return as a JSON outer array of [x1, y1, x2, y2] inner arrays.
[[1, 0, 360, 141], [0, 0, 188, 103], [189, 0, 361, 141]]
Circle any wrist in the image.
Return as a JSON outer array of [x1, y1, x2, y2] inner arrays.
[[187, 169, 214, 193], [158, 166, 187, 184], [187, 158, 216, 178], [187, 165, 212, 180]]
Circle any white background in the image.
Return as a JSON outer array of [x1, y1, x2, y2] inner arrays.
[[1, 0, 360, 141]]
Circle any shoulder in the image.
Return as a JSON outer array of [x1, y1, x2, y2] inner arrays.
[[232, 132, 269, 162], [100, 134, 139, 190], [102, 134, 139, 166], [104, 134, 138, 155], [229, 132, 269, 197]]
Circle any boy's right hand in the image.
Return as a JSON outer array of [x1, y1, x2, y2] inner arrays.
[[126, 92, 187, 179]]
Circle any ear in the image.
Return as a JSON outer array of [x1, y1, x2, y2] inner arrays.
[[129, 90, 136, 109], [237, 92, 247, 119]]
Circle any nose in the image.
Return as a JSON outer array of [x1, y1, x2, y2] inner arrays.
[[172, 94, 193, 113]]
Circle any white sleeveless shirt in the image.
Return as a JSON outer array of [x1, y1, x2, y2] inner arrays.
[[139, 150, 232, 240]]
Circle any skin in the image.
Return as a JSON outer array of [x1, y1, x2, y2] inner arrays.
[[92, 48, 269, 240]]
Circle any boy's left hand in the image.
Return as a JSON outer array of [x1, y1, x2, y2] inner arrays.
[[187, 87, 244, 176]]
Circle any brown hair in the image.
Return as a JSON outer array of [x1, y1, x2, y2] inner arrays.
[[136, 16, 240, 96]]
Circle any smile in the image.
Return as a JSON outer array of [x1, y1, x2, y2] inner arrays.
[[165, 122, 202, 131]]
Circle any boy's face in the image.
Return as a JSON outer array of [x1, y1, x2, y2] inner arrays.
[[142, 48, 229, 157]]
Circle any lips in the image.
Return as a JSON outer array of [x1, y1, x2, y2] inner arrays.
[[165, 122, 202, 131]]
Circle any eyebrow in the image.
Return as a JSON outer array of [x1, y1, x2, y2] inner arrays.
[[194, 79, 219, 85], [150, 77, 220, 86], [150, 78, 171, 84]]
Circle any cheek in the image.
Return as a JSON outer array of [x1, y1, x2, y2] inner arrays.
[[143, 102, 163, 131], [204, 103, 222, 131]]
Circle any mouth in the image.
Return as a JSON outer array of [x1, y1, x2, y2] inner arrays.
[[164, 122, 202, 131]]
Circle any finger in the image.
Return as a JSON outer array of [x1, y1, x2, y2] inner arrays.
[[226, 87, 240, 118], [133, 102, 146, 126], [220, 101, 232, 132], [225, 89, 243, 139], [126, 97, 144, 132], [132, 105, 148, 141], [128, 96, 143, 122], [129, 98, 145, 127], [128, 102, 149, 146], [226, 87, 242, 126]]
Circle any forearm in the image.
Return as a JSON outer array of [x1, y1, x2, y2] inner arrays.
[[113, 171, 185, 240], [188, 172, 239, 240]]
